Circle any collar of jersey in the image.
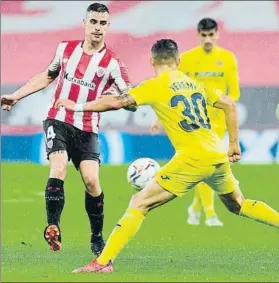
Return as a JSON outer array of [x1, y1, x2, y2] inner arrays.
[[198, 45, 220, 56], [80, 41, 106, 55]]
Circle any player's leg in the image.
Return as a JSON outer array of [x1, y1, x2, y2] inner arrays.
[[71, 131, 105, 255], [220, 189, 279, 228], [72, 179, 176, 273], [188, 183, 223, 226], [43, 119, 69, 251], [206, 162, 279, 228], [187, 187, 202, 225], [79, 160, 105, 255], [72, 153, 209, 273], [199, 182, 223, 226], [199, 126, 225, 226], [188, 127, 225, 226]]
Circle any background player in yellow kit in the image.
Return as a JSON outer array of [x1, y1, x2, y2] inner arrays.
[[151, 18, 240, 227], [55, 39, 279, 274]]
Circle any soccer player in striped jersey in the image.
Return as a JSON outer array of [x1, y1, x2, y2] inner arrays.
[[1, 3, 132, 255]]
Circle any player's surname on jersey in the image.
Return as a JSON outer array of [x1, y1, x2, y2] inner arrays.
[[169, 80, 196, 92], [1, 1, 279, 282]]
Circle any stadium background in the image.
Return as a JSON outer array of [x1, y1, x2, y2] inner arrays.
[[1, 0, 279, 164], [1, 1, 279, 282]]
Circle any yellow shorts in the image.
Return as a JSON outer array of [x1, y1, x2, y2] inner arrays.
[[156, 154, 239, 197]]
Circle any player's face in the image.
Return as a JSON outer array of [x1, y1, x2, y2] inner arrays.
[[83, 11, 110, 43], [198, 29, 219, 52]]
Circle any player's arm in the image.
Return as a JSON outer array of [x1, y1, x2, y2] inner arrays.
[[1, 43, 63, 111], [55, 93, 137, 113], [214, 96, 238, 142], [206, 88, 240, 162], [108, 57, 137, 112], [227, 53, 240, 101], [213, 96, 240, 162], [55, 79, 155, 113]]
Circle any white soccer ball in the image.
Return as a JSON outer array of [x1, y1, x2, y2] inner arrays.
[[127, 158, 161, 191]]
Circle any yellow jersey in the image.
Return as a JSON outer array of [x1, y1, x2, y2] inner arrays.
[[178, 46, 240, 136], [128, 70, 228, 165]]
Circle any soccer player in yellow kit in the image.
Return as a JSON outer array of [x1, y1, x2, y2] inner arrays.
[[152, 18, 240, 227], [56, 39, 279, 273]]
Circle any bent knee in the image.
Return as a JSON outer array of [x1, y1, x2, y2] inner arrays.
[[227, 197, 245, 215], [129, 193, 150, 215], [50, 164, 67, 180]]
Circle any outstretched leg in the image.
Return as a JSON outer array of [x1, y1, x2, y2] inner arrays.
[[219, 189, 279, 228], [206, 162, 279, 229], [72, 179, 176, 273]]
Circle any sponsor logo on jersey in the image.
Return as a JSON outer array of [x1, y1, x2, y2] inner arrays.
[[215, 60, 223, 67], [194, 72, 224, 78], [64, 72, 96, 90]]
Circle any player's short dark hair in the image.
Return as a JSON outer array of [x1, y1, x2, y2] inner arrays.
[[151, 39, 179, 64], [86, 3, 110, 15], [197, 18, 218, 32]]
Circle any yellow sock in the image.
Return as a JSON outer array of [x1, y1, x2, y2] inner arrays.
[[192, 187, 202, 212], [196, 182, 216, 218], [240, 199, 279, 228], [97, 208, 145, 265]]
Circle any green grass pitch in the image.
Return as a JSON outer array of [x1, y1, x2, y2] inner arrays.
[[2, 163, 279, 282]]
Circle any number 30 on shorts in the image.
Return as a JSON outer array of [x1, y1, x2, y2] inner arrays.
[[170, 93, 211, 132]]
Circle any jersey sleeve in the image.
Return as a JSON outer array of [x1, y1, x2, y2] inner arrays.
[[47, 42, 66, 78], [110, 58, 131, 93], [227, 53, 240, 101], [205, 87, 223, 107], [128, 79, 156, 106], [178, 52, 190, 76]]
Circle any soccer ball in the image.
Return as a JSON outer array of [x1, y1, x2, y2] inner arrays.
[[127, 158, 160, 191]]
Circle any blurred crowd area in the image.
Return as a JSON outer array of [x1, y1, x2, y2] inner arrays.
[[1, 1, 279, 165], [1, 1, 279, 130]]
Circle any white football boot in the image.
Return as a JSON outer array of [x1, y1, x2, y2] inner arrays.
[[205, 215, 224, 227], [187, 205, 201, 225]]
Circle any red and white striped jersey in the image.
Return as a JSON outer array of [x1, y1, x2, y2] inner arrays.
[[47, 40, 131, 133]]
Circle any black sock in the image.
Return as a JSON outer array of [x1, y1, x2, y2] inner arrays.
[[45, 178, 65, 226], [85, 191, 104, 240]]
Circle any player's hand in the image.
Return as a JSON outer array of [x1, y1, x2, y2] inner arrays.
[[228, 142, 241, 163], [150, 120, 160, 135], [55, 99, 75, 111], [1, 94, 19, 111]]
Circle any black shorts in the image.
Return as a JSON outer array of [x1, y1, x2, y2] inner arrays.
[[43, 119, 100, 170]]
